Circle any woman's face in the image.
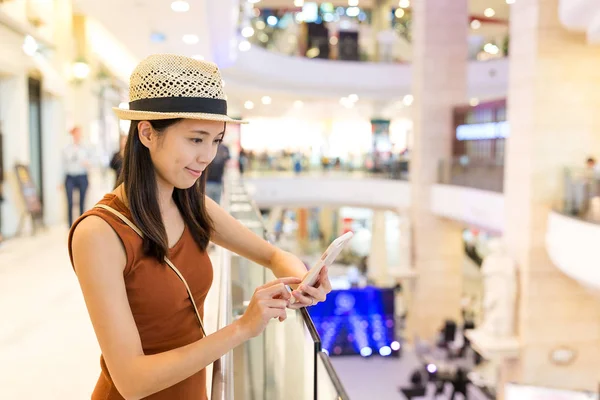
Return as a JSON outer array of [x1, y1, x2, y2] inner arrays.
[[139, 119, 225, 189]]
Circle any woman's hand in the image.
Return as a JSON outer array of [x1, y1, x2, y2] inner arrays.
[[288, 266, 332, 310], [238, 277, 302, 338]]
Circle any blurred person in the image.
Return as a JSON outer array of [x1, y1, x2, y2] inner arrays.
[[239, 147, 247, 175], [109, 135, 127, 186], [450, 368, 470, 400], [68, 55, 332, 400], [205, 143, 230, 204], [62, 126, 91, 226]]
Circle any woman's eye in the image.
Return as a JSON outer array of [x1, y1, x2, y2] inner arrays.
[[214, 138, 223, 144], [191, 138, 203, 144]]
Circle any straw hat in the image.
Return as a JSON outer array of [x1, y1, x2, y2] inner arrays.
[[113, 54, 246, 124]]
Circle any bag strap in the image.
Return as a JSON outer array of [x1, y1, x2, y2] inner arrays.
[[95, 204, 207, 338]]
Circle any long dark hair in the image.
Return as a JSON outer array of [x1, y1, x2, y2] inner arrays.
[[116, 119, 213, 261]]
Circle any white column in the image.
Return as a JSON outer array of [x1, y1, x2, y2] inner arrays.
[[368, 210, 392, 286]]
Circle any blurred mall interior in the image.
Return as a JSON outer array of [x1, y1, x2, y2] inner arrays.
[[1, 0, 600, 399]]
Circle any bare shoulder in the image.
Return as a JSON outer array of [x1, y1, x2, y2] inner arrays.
[[71, 215, 127, 275]]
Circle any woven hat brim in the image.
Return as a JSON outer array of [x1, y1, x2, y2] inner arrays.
[[113, 108, 248, 124]]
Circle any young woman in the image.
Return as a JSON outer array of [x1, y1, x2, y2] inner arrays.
[[68, 54, 331, 400]]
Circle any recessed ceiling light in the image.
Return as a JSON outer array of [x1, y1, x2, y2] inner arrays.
[[348, 0, 359, 6], [171, 1, 190, 12], [182, 34, 199, 44], [403, 94, 414, 106], [239, 40, 252, 51], [244, 101, 255, 110], [346, 7, 360, 17], [248, 0, 261, 4], [348, 94, 359, 102], [484, 8, 495, 17], [241, 26, 255, 38], [470, 19, 481, 30], [395, 8, 405, 18], [261, 96, 272, 105], [398, 0, 410, 9], [192, 54, 204, 60], [267, 16, 278, 26]]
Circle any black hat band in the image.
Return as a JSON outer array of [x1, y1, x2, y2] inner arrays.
[[129, 96, 227, 115]]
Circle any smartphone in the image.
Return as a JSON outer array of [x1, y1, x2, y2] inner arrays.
[[288, 231, 354, 304]]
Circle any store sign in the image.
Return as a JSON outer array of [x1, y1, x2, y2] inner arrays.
[[456, 121, 509, 141]]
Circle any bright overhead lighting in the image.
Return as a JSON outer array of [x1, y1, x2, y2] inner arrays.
[[72, 61, 91, 80], [261, 96, 272, 105], [182, 34, 199, 44], [239, 40, 252, 51], [398, 0, 410, 9], [241, 26, 255, 38], [506, 0, 515, 3], [403, 94, 414, 106], [22, 35, 38, 56], [348, 0, 359, 6], [484, 8, 495, 17], [248, 0, 261, 3], [471, 19, 481, 29], [469, 98, 480, 107], [340, 97, 355, 109], [171, 1, 190, 12], [346, 6, 360, 17], [294, 100, 304, 109], [294, 0, 304, 6], [348, 94, 359, 102], [267, 15, 278, 26], [484, 43, 500, 55], [192, 54, 204, 60], [244, 101, 255, 110], [395, 8, 405, 18]]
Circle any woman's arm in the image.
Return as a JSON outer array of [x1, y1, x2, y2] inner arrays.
[[205, 196, 332, 306], [205, 195, 307, 280], [72, 216, 256, 400]]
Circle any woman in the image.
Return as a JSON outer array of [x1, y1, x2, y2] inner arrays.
[[68, 54, 331, 400]]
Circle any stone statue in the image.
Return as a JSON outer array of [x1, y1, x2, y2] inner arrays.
[[480, 239, 517, 337]]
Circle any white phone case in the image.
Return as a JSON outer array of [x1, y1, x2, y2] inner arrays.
[[289, 231, 354, 304]]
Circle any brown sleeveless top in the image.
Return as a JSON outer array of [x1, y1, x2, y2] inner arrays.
[[68, 194, 213, 400]]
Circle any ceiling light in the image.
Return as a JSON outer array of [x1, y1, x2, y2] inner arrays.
[[244, 101, 255, 110], [340, 97, 355, 108], [267, 15, 278, 26], [329, 36, 338, 45], [22, 35, 38, 56], [470, 19, 481, 29], [241, 26, 255, 38], [171, 1, 190, 12], [506, 0, 516, 3], [403, 94, 414, 106], [348, 0, 359, 6], [346, 7, 360, 17], [192, 54, 204, 60], [182, 34, 199, 44], [248, 0, 261, 3], [239, 40, 252, 51], [398, 0, 410, 9], [256, 20, 266, 30], [294, 100, 304, 109], [261, 96, 272, 105], [348, 94, 359, 102], [484, 8, 495, 17], [72, 61, 91, 80], [395, 8, 405, 18], [483, 43, 499, 55], [469, 98, 480, 107], [294, 0, 304, 6]]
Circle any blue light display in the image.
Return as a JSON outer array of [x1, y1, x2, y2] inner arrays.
[[308, 286, 398, 357]]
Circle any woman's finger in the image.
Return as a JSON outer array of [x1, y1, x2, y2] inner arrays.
[[299, 284, 326, 302]]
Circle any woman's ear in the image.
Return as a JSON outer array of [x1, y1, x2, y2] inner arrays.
[[138, 121, 153, 149]]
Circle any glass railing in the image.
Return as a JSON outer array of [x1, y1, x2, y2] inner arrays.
[[557, 166, 600, 224], [211, 173, 350, 399], [438, 157, 504, 193], [244, 156, 409, 181]]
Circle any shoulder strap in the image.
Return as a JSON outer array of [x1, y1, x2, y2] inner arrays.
[[95, 204, 207, 338]]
